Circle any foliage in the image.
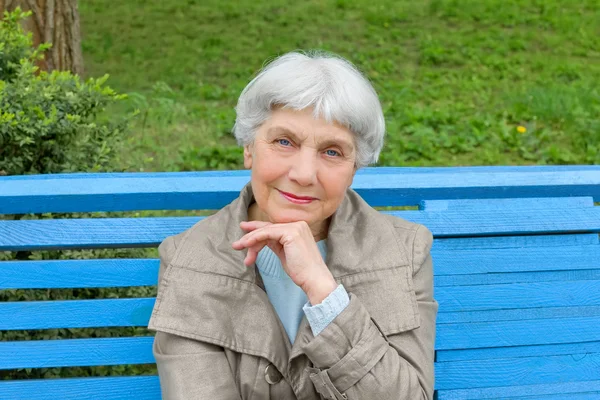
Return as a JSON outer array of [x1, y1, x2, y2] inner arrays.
[[0, 9, 147, 380], [78, 0, 599, 170], [0, 8, 130, 176]]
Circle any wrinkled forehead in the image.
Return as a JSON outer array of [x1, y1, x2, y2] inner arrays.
[[262, 107, 356, 149]]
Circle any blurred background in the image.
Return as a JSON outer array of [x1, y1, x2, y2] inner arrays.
[[0, 0, 599, 381], [3, 0, 600, 178]]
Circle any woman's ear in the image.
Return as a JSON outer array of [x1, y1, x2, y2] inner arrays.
[[243, 144, 253, 169]]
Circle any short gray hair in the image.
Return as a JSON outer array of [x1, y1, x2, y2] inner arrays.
[[233, 51, 385, 167]]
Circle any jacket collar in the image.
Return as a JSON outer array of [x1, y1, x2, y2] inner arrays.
[[149, 182, 410, 378], [174, 182, 410, 278]]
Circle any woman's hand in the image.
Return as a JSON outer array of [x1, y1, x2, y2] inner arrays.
[[232, 220, 338, 304]]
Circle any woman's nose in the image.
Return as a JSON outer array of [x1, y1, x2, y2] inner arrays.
[[288, 151, 317, 186]]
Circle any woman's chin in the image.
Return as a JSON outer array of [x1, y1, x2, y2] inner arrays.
[[268, 210, 319, 225]]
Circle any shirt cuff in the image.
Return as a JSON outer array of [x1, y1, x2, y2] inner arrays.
[[303, 284, 350, 337]]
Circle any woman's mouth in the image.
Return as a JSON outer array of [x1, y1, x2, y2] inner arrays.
[[277, 189, 317, 204]]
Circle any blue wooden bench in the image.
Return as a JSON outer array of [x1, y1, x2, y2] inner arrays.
[[1, 166, 599, 399]]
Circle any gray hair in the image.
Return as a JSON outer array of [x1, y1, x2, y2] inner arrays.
[[232, 51, 385, 167]]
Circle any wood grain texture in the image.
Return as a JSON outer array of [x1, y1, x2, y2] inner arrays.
[[437, 341, 600, 362], [436, 316, 600, 349], [3, 246, 599, 289], [435, 353, 600, 390], [2, 297, 598, 351], [2, 166, 600, 213], [421, 196, 595, 211], [3, 334, 598, 369], [436, 380, 600, 399], [0, 375, 160, 400], [0, 337, 154, 369], [433, 233, 599, 250], [433, 245, 600, 275], [435, 269, 600, 287], [0, 259, 158, 289], [2, 208, 600, 250], [436, 280, 600, 312], [0, 298, 154, 330]]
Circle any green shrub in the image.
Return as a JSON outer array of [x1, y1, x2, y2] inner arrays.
[[0, 9, 152, 380], [0, 8, 130, 176]]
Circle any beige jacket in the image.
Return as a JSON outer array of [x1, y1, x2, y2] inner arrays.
[[148, 184, 437, 399]]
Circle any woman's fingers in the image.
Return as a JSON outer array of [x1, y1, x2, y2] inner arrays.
[[243, 243, 267, 266], [234, 225, 286, 249], [240, 220, 272, 232]]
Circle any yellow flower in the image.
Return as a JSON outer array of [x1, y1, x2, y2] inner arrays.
[[517, 125, 527, 134]]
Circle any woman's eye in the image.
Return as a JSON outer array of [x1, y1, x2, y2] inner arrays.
[[325, 149, 340, 157], [278, 139, 291, 146]]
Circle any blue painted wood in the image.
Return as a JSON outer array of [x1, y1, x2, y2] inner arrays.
[[437, 306, 600, 324], [3, 335, 598, 369], [3, 208, 600, 251], [435, 353, 600, 390], [0, 376, 160, 400], [472, 394, 599, 400], [2, 166, 600, 213], [436, 280, 600, 312], [3, 245, 600, 289], [0, 298, 155, 330], [435, 270, 600, 287], [436, 380, 600, 399], [0, 259, 158, 289], [433, 245, 600, 275], [421, 196, 595, 211], [2, 297, 598, 350], [437, 341, 600, 362], [0, 337, 155, 369], [436, 316, 600, 350], [433, 233, 599, 250]]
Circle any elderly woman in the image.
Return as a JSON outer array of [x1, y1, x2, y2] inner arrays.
[[148, 51, 437, 399]]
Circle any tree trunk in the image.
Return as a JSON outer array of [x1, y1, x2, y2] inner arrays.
[[0, 0, 84, 75]]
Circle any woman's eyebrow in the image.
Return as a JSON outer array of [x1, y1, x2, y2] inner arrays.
[[318, 138, 354, 152], [267, 126, 354, 151], [266, 126, 298, 139]]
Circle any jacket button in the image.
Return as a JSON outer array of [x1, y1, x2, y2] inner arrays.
[[264, 363, 282, 385]]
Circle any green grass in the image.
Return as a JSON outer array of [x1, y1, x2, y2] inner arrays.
[[78, 0, 600, 172]]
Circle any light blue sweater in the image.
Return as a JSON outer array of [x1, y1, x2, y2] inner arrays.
[[256, 240, 350, 344]]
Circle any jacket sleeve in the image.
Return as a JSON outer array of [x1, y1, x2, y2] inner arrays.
[[302, 225, 438, 400], [151, 236, 242, 400]]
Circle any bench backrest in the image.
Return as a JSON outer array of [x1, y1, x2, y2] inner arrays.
[[1, 166, 600, 399]]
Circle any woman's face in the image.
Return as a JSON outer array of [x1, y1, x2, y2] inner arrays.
[[244, 107, 357, 235]]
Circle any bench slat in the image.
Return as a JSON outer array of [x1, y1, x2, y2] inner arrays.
[[0, 337, 154, 369], [1, 298, 599, 351], [421, 196, 595, 211], [435, 353, 600, 390], [437, 306, 600, 324], [436, 380, 600, 400], [2, 167, 599, 214], [2, 336, 598, 370], [437, 341, 600, 362], [0, 376, 160, 400], [436, 269, 600, 287], [433, 245, 600, 276], [2, 295, 599, 331], [0, 298, 154, 330], [2, 208, 600, 250], [0, 340, 597, 394], [436, 316, 600, 350], [0, 259, 158, 289], [436, 280, 600, 312], [3, 244, 599, 288], [434, 233, 599, 250]]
